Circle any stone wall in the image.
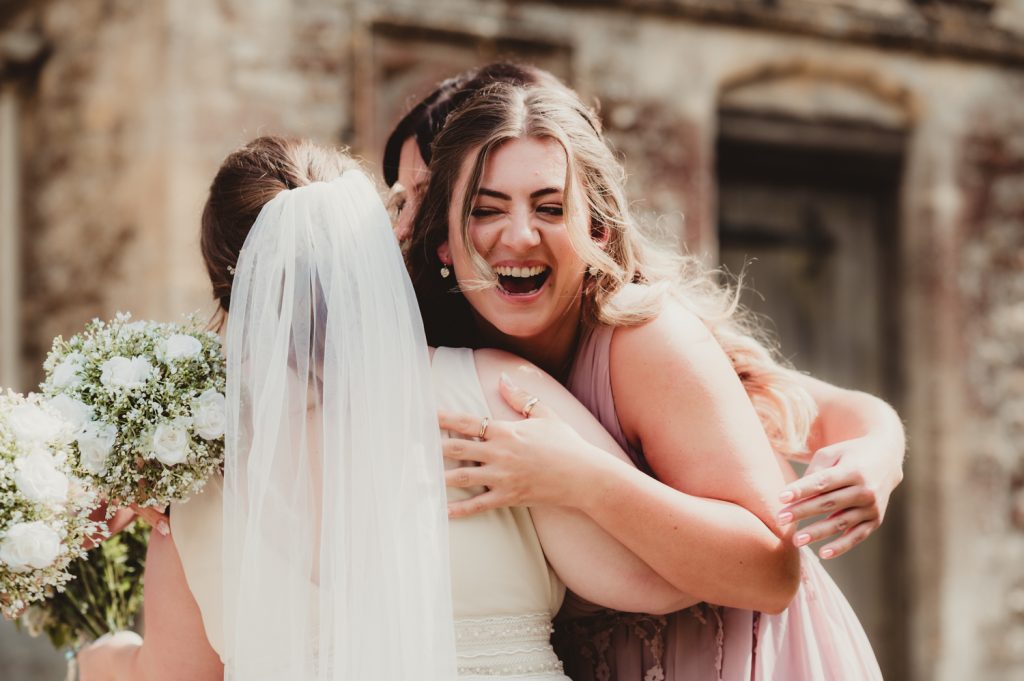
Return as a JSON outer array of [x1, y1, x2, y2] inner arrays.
[[9, 0, 355, 388], [950, 91, 1024, 677]]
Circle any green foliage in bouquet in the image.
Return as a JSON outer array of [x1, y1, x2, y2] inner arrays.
[[19, 519, 149, 649]]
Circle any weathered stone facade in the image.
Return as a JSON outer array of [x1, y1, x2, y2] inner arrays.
[[1, 1, 1023, 679]]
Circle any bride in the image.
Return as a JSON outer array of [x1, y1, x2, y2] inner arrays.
[[77, 136, 717, 680]]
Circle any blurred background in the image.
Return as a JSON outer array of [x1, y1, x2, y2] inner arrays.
[[1, 0, 1023, 679]]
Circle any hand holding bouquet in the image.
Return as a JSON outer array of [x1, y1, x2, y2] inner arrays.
[[42, 313, 226, 510]]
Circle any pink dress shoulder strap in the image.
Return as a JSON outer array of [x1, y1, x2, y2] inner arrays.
[[566, 324, 653, 476]]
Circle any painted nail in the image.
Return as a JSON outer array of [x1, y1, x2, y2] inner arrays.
[[777, 512, 793, 525], [821, 548, 835, 559], [157, 520, 170, 536], [794, 533, 811, 547], [500, 372, 515, 390], [779, 490, 795, 504]]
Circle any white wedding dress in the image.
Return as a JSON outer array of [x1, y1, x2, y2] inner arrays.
[[171, 346, 569, 679]]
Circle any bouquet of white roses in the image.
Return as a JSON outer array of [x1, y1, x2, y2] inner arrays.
[[0, 391, 103, 619], [41, 312, 226, 509]]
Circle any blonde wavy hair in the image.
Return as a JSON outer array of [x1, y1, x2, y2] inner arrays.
[[406, 83, 816, 455]]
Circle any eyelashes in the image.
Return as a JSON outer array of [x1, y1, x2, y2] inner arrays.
[[469, 205, 564, 219]]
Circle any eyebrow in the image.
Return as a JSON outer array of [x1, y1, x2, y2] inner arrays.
[[477, 187, 562, 200]]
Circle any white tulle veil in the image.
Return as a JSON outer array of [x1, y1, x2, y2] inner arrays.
[[221, 169, 456, 680]]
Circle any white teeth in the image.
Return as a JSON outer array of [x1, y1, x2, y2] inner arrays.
[[494, 265, 547, 278]]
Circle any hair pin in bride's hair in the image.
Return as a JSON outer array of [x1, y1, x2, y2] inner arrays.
[[227, 264, 236, 276]]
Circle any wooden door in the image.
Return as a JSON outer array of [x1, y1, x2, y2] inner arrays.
[[716, 114, 907, 678]]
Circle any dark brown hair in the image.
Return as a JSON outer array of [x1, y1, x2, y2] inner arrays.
[[200, 136, 360, 326]]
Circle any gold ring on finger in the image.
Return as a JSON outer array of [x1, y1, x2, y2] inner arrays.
[[477, 416, 490, 440]]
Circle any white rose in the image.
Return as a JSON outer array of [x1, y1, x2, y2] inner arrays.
[[76, 421, 118, 475], [157, 334, 203, 363], [192, 390, 226, 440], [0, 521, 62, 573], [47, 394, 94, 431], [14, 451, 69, 506], [51, 353, 85, 389], [8, 403, 65, 445], [100, 356, 153, 389], [149, 418, 191, 466]]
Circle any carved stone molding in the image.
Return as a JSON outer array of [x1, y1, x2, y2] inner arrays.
[[529, 0, 1024, 65]]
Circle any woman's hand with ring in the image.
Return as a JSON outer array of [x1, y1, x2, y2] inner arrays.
[[439, 373, 604, 517]]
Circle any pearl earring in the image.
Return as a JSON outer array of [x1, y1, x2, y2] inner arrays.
[[587, 265, 600, 277], [440, 265, 451, 279]]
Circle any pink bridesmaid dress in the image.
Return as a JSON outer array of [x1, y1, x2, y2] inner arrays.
[[555, 323, 883, 681]]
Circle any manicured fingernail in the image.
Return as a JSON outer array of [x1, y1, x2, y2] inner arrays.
[[795, 532, 810, 547], [777, 512, 793, 525], [779, 490, 795, 503], [157, 520, 170, 536], [820, 548, 834, 559], [500, 372, 515, 390]]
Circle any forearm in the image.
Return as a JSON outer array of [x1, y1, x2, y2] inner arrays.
[[798, 373, 905, 457], [532, 505, 700, 614], [571, 450, 799, 614]]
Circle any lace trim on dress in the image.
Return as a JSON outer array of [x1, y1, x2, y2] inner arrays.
[[555, 610, 669, 681], [455, 613, 565, 677]]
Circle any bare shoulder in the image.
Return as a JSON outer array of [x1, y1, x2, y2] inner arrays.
[[471, 348, 557, 421], [472, 346, 533, 373], [609, 297, 714, 366], [608, 298, 726, 404], [608, 297, 744, 448], [473, 347, 547, 385], [474, 346, 566, 390]]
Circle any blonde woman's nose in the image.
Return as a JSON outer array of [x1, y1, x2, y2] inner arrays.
[[500, 208, 541, 250]]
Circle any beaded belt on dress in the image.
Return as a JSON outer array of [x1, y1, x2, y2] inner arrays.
[[455, 612, 565, 677]]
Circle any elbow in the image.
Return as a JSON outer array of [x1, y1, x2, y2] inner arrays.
[[756, 542, 801, 615]]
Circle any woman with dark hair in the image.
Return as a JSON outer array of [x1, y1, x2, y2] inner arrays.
[[398, 73, 897, 679]]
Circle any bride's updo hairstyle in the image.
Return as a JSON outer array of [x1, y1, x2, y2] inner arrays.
[[200, 136, 361, 325], [408, 83, 817, 456]]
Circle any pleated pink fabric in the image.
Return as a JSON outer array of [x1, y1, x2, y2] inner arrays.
[[556, 323, 882, 681]]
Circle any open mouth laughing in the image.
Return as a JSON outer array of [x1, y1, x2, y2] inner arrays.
[[493, 265, 552, 296]]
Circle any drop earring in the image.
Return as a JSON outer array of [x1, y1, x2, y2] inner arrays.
[[440, 265, 451, 279]]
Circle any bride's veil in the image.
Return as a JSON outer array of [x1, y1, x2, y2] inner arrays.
[[222, 169, 456, 679]]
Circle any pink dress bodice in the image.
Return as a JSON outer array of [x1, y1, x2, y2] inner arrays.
[[557, 323, 883, 681]]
